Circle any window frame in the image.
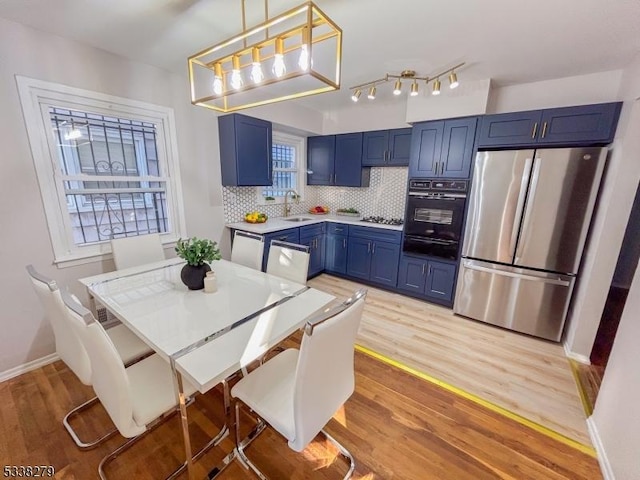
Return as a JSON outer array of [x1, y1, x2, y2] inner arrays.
[[256, 131, 306, 205], [17, 76, 186, 267]]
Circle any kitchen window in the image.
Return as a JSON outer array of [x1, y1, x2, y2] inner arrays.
[[256, 132, 305, 204], [17, 77, 186, 266]]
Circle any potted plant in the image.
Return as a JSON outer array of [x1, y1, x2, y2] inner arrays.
[[264, 196, 276, 204], [175, 237, 221, 290]]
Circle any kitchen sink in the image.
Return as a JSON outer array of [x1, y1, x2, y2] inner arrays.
[[284, 217, 312, 222]]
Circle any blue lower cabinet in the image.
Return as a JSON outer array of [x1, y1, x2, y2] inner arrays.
[[346, 237, 372, 280], [370, 241, 400, 287], [301, 233, 324, 278], [262, 228, 300, 271], [398, 255, 456, 303], [325, 234, 348, 274]]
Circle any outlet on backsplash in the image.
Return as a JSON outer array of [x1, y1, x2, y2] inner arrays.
[[222, 167, 408, 223]]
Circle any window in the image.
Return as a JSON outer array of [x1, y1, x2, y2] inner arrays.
[[18, 77, 186, 265], [257, 132, 305, 203]]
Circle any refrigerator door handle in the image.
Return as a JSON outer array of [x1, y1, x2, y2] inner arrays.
[[509, 157, 533, 258], [515, 158, 541, 262], [462, 260, 571, 286]]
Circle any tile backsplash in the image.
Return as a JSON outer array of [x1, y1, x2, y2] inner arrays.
[[222, 167, 408, 223]]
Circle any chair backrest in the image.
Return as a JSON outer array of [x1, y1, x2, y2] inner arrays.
[[26, 265, 92, 385], [231, 231, 264, 270], [290, 289, 367, 452], [60, 289, 144, 438], [111, 233, 165, 270], [266, 240, 310, 284]]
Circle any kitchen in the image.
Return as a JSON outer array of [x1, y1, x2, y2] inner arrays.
[[1, 1, 640, 479]]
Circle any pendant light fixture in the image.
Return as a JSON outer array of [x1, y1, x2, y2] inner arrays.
[[188, 0, 342, 113], [348, 63, 464, 104]]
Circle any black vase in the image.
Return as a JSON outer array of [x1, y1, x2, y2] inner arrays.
[[180, 263, 211, 290]]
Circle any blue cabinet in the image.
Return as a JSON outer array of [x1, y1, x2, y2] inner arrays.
[[262, 228, 300, 271], [346, 226, 401, 287], [409, 117, 477, 178], [300, 224, 325, 278], [477, 102, 622, 148], [362, 128, 412, 166], [219, 113, 272, 186], [325, 223, 348, 274], [397, 255, 456, 303], [307, 133, 370, 187]]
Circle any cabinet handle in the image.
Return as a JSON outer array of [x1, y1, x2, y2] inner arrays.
[[343, 238, 347, 248], [531, 122, 538, 139], [333, 173, 337, 184], [439, 163, 445, 176], [367, 242, 371, 253], [372, 243, 376, 254], [422, 264, 426, 275], [278, 236, 287, 241], [335, 228, 344, 232], [433, 161, 439, 174], [428, 265, 432, 276], [541, 121, 548, 139]]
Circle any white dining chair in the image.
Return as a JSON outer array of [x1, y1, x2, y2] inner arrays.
[[266, 240, 310, 284], [59, 289, 226, 480], [111, 233, 165, 270], [26, 265, 154, 449], [231, 289, 367, 479], [231, 230, 264, 270]]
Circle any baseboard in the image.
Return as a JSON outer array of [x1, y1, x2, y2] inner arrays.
[[0, 353, 59, 383], [563, 341, 591, 364], [587, 417, 615, 480]]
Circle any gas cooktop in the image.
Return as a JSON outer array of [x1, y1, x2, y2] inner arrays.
[[360, 216, 404, 226]]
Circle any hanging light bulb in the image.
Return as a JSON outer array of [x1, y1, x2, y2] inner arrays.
[[273, 37, 286, 78], [393, 79, 402, 95], [410, 81, 419, 97], [298, 28, 310, 71], [449, 71, 459, 89], [432, 78, 441, 95], [367, 86, 376, 100], [250, 47, 264, 84], [351, 89, 361, 102], [212, 63, 223, 95], [230, 55, 243, 90]]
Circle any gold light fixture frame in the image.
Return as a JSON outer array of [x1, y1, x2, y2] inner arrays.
[[349, 63, 465, 101], [188, 0, 342, 113]]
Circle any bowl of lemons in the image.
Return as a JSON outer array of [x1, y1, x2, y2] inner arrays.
[[244, 211, 268, 223]]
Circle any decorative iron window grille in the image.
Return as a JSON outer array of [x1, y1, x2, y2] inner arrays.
[[50, 107, 169, 245]]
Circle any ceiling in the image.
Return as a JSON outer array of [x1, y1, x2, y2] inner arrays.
[[1, 0, 639, 112]]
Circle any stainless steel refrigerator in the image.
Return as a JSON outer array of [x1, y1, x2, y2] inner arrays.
[[453, 147, 607, 341]]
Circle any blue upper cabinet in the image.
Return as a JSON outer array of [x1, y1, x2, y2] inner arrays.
[[219, 113, 272, 186], [477, 102, 622, 148], [409, 117, 478, 178], [363, 128, 412, 166], [307, 136, 335, 185], [307, 134, 369, 187]]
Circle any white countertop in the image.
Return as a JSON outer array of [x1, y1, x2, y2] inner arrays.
[[226, 213, 404, 233]]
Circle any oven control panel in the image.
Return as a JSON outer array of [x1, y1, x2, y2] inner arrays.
[[409, 179, 468, 193]]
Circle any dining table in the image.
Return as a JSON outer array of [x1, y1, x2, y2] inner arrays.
[[79, 257, 335, 479]]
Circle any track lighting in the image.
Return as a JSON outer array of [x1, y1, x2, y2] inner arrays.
[[432, 78, 441, 96], [393, 79, 402, 95], [348, 63, 464, 104], [449, 71, 459, 89]]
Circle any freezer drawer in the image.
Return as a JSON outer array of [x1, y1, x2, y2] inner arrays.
[[453, 259, 574, 341]]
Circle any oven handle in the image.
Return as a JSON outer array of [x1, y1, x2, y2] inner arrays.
[[405, 236, 457, 246], [408, 192, 466, 199]]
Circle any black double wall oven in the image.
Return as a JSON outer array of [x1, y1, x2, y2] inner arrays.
[[403, 179, 468, 260]]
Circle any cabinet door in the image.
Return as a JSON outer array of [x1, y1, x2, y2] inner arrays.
[[388, 128, 412, 166], [425, 260, 456, 302], [346, 237, 371, 280], [397, 256, 428, 294], [325, 234, 348, 274], [307, 136, 335, 185], [335, 133, 365, 186], [409, 121, 444, 177], [538, 103, 622, 145], [362, 130, 389, 166], [301, 234, 324, 278], [370, 241, 400, 287], [477, 111, 543, 148], [262, 228, 300, 271], [441, 117, 478, 178]]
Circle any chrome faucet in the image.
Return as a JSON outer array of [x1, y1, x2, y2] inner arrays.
[[283, 189, 300, 217]]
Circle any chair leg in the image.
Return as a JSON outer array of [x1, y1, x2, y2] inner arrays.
[[63, 396, 118, 450], [234, 400, 356, 480]]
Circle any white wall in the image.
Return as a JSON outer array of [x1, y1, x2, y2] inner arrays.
[[321, 99, 409, 134], [590, 262, 640, 480]]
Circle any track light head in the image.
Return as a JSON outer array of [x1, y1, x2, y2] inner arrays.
[[367, 86, 376, 100], [432, 78, 441, 96], [449, 72, 459, 89], [393, 79, 402, 95], [351, 89, 361, 102], [410, 81, 419, 97]]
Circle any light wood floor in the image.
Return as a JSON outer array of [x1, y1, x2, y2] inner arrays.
[[309, 274, 591, 446], [0, 343, 600, 479]]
